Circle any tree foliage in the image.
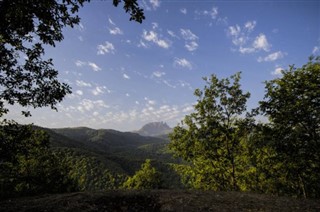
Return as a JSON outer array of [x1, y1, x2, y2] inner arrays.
[[259, 57, 320, 198], [122, 159, 162, 190], [0, 121, 75, 197], [0, 0, 144, 117], [169, 73, 251, 191]]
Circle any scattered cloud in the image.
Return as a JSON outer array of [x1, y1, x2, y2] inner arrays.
[[75, 90, 83, 96], [76, 22, 85, 31], [88, 62, 102, 71], [258, 51, 285, 62], [195, 6, 219, 19], [228, 21, 271, 54], [109, 27, 123, 35], [75, 60, 86, 67], [150, 0, 160, 10], [180, 29, 199, 51], [180, 8, 187, 14], [253, 34, 271, 52], [92, 86, 109, 96], [142, 29, 170, 49], [180, 29, 198, 40], [167, 30, 179, 39], [97, 41, 115, 55], [76, 80, 92, 87], [244, 21, 256, 32], [123, 73, 130, 79], [77, 99, 109, 113], [272, 66, 284, 76], [108, 18, 116, 26], [75, 61, 102, 72], [185, 41, 199, 51], [174, 58, 193, 70], [153, 71, 166, 78], [141, 0, 160, 10], [313, 46, 319, 54]]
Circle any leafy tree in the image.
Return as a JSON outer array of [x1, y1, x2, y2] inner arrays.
[[0, 121, 74, 197], [259, 57, 320, 198], [122, 159, 162, 189], [0, 0, 144, 117], [169, 73, 251, 191]]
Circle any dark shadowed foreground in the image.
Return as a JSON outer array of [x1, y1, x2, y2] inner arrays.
[[1, 190, 319, 212]]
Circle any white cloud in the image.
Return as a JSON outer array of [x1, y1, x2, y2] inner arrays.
[[180, 8, 187, 14], [272, 67, 284, 76], [123, 73, 130, 79], [185, 41, 198, 51], [167, 30, 179, 39], [138, 40, 149, 48], [109, 27, 123, 35], [148, 100, 156, 105], [196, 7, 219, 19], [228, 21, 271, 54], [77, 22, 85, 31], [253, 34, 270, 52], [313, 46, 319, 54], [75, 90, 83, 96], [97, 41, 115, 55], [75, 60, 86, 67], [150, 0, 160, 10], [92, 86, 108, 96], [180, 29, 198, 40], [174, 58, 193, 70], [180, 29, 199, 51], [244, 21, 256, 32], [152, 22, 158, 29], [258, 51, 285, 62], [77, 99, 109, 113], [142, 30, 170, 49], [108, 18, 116, 26], [153, 71, 166, 78], [239, 47, 255, 54], [88, 62, 101, 72], [75, 61, 102, 72], [76, 80, 92, 87]]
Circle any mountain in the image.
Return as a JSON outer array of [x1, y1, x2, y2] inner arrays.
[[136, 122, 172, 137]]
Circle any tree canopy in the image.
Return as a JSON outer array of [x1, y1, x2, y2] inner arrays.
[[259, 56, 320, 198], [169, 73, 252, 190], [0, 0, 145, 117]]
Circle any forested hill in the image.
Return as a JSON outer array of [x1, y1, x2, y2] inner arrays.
[[28, 126, 183, 191], [49, 127, 166, 150]]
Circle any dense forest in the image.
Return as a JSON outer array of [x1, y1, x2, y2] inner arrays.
[[1, 57, 319, 199]]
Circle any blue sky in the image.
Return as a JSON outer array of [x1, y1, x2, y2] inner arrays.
[[6, 0, 320, 131]]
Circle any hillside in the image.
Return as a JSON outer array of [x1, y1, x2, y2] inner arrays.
[[135, 122, 172, 137], [1, 190, 319, 212], [36, 126, 183, 189]]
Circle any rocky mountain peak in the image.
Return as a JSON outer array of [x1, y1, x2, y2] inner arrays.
[[136, 121, 172, 137]]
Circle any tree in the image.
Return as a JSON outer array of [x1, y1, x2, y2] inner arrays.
[[259, 57, 320, 198], [122, 159, 161, 189], [0, 120, 75, 197], [0, 0, 145, 117], [169, 73, 251, 191]]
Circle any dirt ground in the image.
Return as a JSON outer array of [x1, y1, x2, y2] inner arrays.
[[1, 190, 319, 212]]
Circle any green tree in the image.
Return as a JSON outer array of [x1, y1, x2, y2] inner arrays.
[[169, 73, 251, 191], [259, 57, 320, 198], [0, 0, 144, 117], [122, 159, 161, 189], [0, 121, 74, 197]]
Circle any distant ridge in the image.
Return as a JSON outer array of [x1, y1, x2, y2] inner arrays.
[[136, 121, 172, 137]]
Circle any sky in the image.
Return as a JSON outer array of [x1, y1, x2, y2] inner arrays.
[[5, 0, 320, 131]]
